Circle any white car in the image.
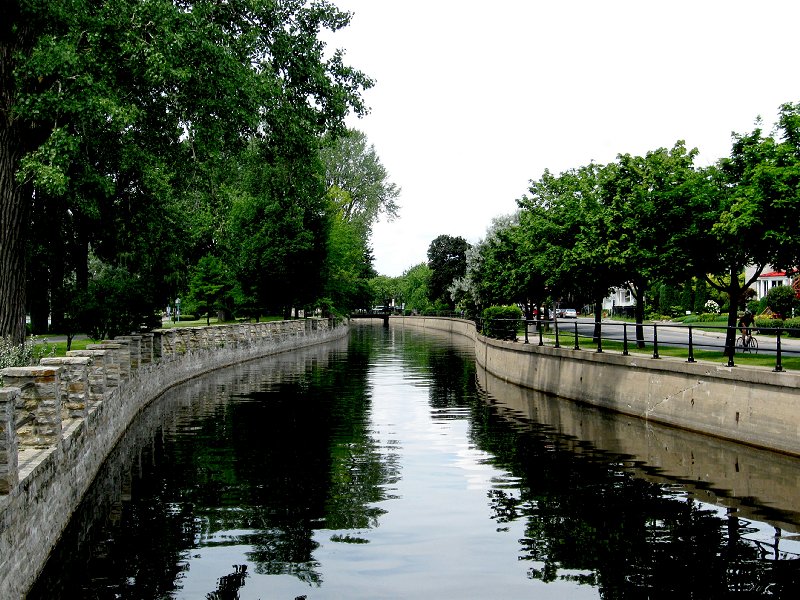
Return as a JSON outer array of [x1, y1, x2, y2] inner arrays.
[[562, 308, 578, 318]]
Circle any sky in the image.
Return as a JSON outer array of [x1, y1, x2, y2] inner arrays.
[[324, 0, 800, 277]]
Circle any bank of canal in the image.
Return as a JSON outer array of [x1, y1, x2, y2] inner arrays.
[[29, 325, 800, 598]]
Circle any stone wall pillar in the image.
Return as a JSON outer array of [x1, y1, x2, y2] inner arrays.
[[86, 343, 123, 387], [159, 330, 177, 358], [0, 387, 19, 494], [0, 366, 62, 448], [116, 336, 142, 370], [101, 340, 131, 381], [139, 333, 155, 365], [39, 357, 91, 420], [66, 350, 109, 403]]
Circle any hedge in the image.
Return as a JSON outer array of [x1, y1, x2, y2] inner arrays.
[[481, 305, 522, 340]]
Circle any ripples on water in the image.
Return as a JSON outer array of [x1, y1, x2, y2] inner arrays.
[[29, 325, 800, 598]]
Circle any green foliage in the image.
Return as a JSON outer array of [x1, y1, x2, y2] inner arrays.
[[186, 255, 234, 325], [322, 216, 375, 314], [481, 305, 522, 340], [692, 280, 709, 314], [75, 260, 160, 340], [764, 285, 798, 319], [321, 129, 400, 235], [368, 275, 399, 309], [783, 317, 800, 337], [2, 0, 374, 343], [683, 313, 728, 323], [754, 317, 784, 331], [0, 337, 55, 384], [398, 263, 433, 314], [224, 149, 330, 319], [427, 235, 469, 307]]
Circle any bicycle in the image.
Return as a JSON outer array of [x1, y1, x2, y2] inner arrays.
[[736, 332, 759, 353]]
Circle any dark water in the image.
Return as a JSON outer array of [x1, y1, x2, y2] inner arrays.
[[29, 325, 800, 599]]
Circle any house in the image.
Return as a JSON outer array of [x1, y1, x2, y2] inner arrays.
[[745, 265, 796, 301], [602, 287, 635, 317]]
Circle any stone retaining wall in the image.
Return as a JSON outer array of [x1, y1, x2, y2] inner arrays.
[[0, 318, 347, 600], [395, 315, 800, 456]]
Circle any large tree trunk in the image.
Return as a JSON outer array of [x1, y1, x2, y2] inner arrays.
[[1, 9, 39, 344], [633, 285, 646, 349], [593, 297, 603, 343], [0, 123, 28, 344]]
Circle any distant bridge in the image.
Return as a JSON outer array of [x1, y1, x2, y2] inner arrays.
[[350, 312, 391, 326]]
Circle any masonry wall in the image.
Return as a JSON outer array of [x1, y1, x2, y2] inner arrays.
[[395, 315, 800, 457], [0, 319, 347, 600]]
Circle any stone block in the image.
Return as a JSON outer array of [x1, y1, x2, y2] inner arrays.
[[0, 387, 20, 494], [39, 357, 90, 419], [66, 349, 110, 402], [0, 366, 63, 448], [88, 343, 126, 384]]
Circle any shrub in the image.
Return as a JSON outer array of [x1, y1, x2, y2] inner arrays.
[[481, 305, 522, 340], [697, 312, 727, 323], [0, 337, 54, 385], [782, 317, 800, 337], [754, 317, 783, 332], [765, 285, 798, 319]]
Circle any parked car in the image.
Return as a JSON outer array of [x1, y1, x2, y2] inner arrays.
[[562, 308, 578, 318]]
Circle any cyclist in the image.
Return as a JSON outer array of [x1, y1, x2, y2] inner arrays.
[[738, 309, 755, 347]]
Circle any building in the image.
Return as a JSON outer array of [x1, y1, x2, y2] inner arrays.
[[602, 287, 635, 317], [745, 265, 795, 301]]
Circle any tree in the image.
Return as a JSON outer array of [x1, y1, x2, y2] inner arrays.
[[322, 214, 375, 315], [519, 164, 623, 339], [368, 275, 399, 310], [427, 235, 469, 308], [1, 0, 372, 342], [600, 142, 700, 346], [75, 257, 158, 340], [317, 129, 398, 315], [451, 214, 517, 316], [320, 129, 401, 236], [186, 255, 233, 325], [764, 285, 798, 319], [398, 263, 433, 314], [691, 108, 800, 354], [225, 149, 330, 320]]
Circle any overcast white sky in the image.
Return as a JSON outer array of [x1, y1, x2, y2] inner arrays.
[[325, 0, 800, 277]]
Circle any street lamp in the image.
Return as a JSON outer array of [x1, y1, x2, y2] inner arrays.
[[175, 297, 181, 323]]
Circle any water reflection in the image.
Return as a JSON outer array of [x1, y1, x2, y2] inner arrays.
[[475, 364, 800, 594], [28, 325, 800, 598]]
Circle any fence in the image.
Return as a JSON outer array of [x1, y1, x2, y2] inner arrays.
[[477, 317, 799, 373]]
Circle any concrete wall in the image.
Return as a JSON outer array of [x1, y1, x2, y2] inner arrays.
[[476, 365, 800, 534], [0, 319, 347, 600], [395, 316, 800, 457]]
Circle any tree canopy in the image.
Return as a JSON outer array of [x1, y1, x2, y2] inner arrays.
[[427, 234, 469, 309], [455, 102, 800, 356], [2, 0, 374, 341]]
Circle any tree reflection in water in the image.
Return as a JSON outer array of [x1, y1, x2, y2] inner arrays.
[[27, 326, 800, 598]]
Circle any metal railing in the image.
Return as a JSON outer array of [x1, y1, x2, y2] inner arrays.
[[475, 317, 799, 373]]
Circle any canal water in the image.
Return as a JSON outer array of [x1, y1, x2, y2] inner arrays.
[[29, 324, 800, 598]]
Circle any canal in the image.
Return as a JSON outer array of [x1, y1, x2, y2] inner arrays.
[[28, 324, 800, 598]]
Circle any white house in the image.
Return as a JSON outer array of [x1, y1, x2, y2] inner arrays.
[[745, 265, 794, 301], [602, 286, 635, 317]]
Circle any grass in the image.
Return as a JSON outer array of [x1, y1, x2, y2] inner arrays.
[[30, 337, 94, 358]]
